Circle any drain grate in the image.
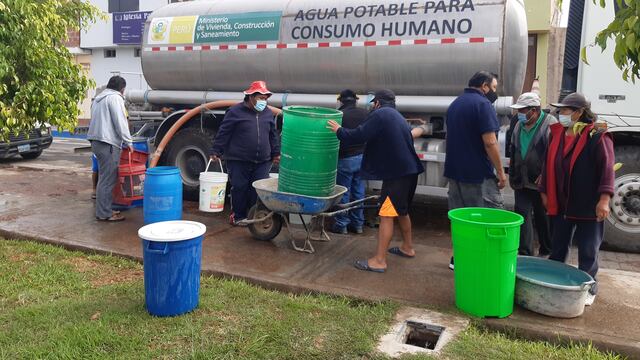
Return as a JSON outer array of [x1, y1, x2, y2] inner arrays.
[[404, 321, 444, 350]]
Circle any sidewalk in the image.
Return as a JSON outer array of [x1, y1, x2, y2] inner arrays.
[[1, 165, 639, 358]]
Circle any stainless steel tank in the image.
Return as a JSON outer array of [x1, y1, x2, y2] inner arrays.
[[141, 0, 527, 97]]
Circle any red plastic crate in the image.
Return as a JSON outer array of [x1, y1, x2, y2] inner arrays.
[[113, 151, 147, 206]]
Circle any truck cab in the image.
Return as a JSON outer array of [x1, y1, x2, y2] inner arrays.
[[562, 0, 640, 251]]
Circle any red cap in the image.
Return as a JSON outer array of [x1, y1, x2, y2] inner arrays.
[[243, 81, 272, 96]]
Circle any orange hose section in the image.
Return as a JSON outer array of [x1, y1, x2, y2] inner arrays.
[[148, 101, 283, 168]]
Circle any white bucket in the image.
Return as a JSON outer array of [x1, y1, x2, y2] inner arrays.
[[199, 159, 228, 213]]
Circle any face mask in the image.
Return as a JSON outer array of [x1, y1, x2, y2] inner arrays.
[[485, 90, 498, 104], [558, 113, 573, 127], [517, 112, 528, 123], [254, 99, 267, 112]]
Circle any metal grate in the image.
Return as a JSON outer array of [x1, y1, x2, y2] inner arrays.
[[8, 129, 40, 143]]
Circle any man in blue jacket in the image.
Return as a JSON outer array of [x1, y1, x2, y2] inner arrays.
[[328, 89, 424, 273], [210, 81, 281, 225]]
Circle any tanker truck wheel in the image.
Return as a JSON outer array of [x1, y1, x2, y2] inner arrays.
[[164, 128, 215, 201], [605, 145, 640, 253]]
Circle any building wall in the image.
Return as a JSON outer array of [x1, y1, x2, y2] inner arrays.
[[523, 0, 559, 106], [81, 0, 171, 95]]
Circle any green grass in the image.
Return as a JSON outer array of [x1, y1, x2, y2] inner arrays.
[[0, 239, 625, 360]]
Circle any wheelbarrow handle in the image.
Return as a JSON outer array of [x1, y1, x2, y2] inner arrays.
[[334, 195, 379, 209]]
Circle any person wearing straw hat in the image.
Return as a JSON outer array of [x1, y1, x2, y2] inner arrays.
[[539, 92, 615, 305], [210, 81, 281, 226], [508, 92, 556, 257]]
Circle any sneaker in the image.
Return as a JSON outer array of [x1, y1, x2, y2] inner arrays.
[[448, 257, 454, 271], [585, 293, 596, 306], [329, 226, 347, 235], [348, 226, 364, 234]]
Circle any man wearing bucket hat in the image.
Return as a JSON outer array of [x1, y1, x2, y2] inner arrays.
[[539, 92, 615, 305], [508, 92, 555, 257], [331, 89, 369, 235], [327, 89, 424, 273], [210, 81, 281, 226]]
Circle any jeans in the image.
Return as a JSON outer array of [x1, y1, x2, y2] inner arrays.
[[514, 188, 552, 256], [447, 178, 504, 210], [226, 160, 272, 220], [334, 154, 365, 229]]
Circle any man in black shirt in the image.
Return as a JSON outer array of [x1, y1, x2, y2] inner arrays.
[[331, 90, 369, 234]]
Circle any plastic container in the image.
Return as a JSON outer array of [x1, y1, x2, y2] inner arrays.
[[138, 220, 206, 317], [448, 207, 524, 318], [143, 166, 182, 224], [515, 256, 595, 318], [131, 137, 150, 166], [199, 159, 228, 213], [113, 150, 147, 207], [278, 106, 342, 197]]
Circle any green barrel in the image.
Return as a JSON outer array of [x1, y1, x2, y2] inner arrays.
[[278, 106, 343, 197], [448, 207, 524, 318]]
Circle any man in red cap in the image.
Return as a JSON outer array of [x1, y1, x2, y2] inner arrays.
[[210, 81, 281, 225]]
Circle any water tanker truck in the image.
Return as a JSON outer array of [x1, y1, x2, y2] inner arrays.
[[124, 0, 639, 252]]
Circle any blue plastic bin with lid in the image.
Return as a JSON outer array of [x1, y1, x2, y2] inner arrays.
[[138, 220, 206, 317]]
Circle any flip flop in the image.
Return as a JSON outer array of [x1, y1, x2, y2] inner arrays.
[[353, 259, 386, 273], [96, 214, 125, 222], [388, 247, 415, 258]]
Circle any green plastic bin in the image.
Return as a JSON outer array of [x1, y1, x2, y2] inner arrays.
[[448, 207, 524, 318], [278, 106, 343, 197]]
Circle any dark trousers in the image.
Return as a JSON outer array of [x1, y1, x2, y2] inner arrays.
[[226, 160, 271, 220], [549, 215, 604, 294], [514, 188, 552, 256]]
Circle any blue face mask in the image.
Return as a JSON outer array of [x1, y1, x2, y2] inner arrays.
[[254, 99, 267, 112], [517, 112, 528, 123]]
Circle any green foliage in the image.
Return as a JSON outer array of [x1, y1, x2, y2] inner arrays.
[[585, 0, 640, 82], [0, 0, 103, 140]]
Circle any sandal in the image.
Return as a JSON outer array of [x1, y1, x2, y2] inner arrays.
[[96, 214, 125, 222], [353, 259, 386, 273], [388, 247, 415, 258], [91, 193, 96, 200]]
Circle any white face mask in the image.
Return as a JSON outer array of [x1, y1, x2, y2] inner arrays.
[[558, 113, 573, 127]]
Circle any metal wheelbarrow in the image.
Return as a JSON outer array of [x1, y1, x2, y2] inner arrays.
[[239, 178, 378, 253]]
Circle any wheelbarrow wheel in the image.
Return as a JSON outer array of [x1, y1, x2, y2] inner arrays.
[[248, 204, 282, 241]]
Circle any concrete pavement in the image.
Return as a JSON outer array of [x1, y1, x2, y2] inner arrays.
[[1, 141, 640, 358]]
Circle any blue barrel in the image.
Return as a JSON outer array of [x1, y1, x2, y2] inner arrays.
[[131, 137, 149, 153], [143, 166, 182, 224], [138, 221, 206, 317]]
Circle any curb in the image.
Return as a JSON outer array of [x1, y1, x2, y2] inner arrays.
[[1, 228, 638, 359]]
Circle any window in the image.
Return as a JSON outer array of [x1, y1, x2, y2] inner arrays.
[[104, 49, 117, 58], [134, 48, 141, 57], [108, 0, 139, 13]]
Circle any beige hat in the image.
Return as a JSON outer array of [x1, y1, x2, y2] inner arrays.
[[510, 92, 541, 109]]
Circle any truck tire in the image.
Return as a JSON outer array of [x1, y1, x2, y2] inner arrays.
[[20, 150, 43, 160], [164, 128, 215, 201], [605, 145, 640, 253]]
